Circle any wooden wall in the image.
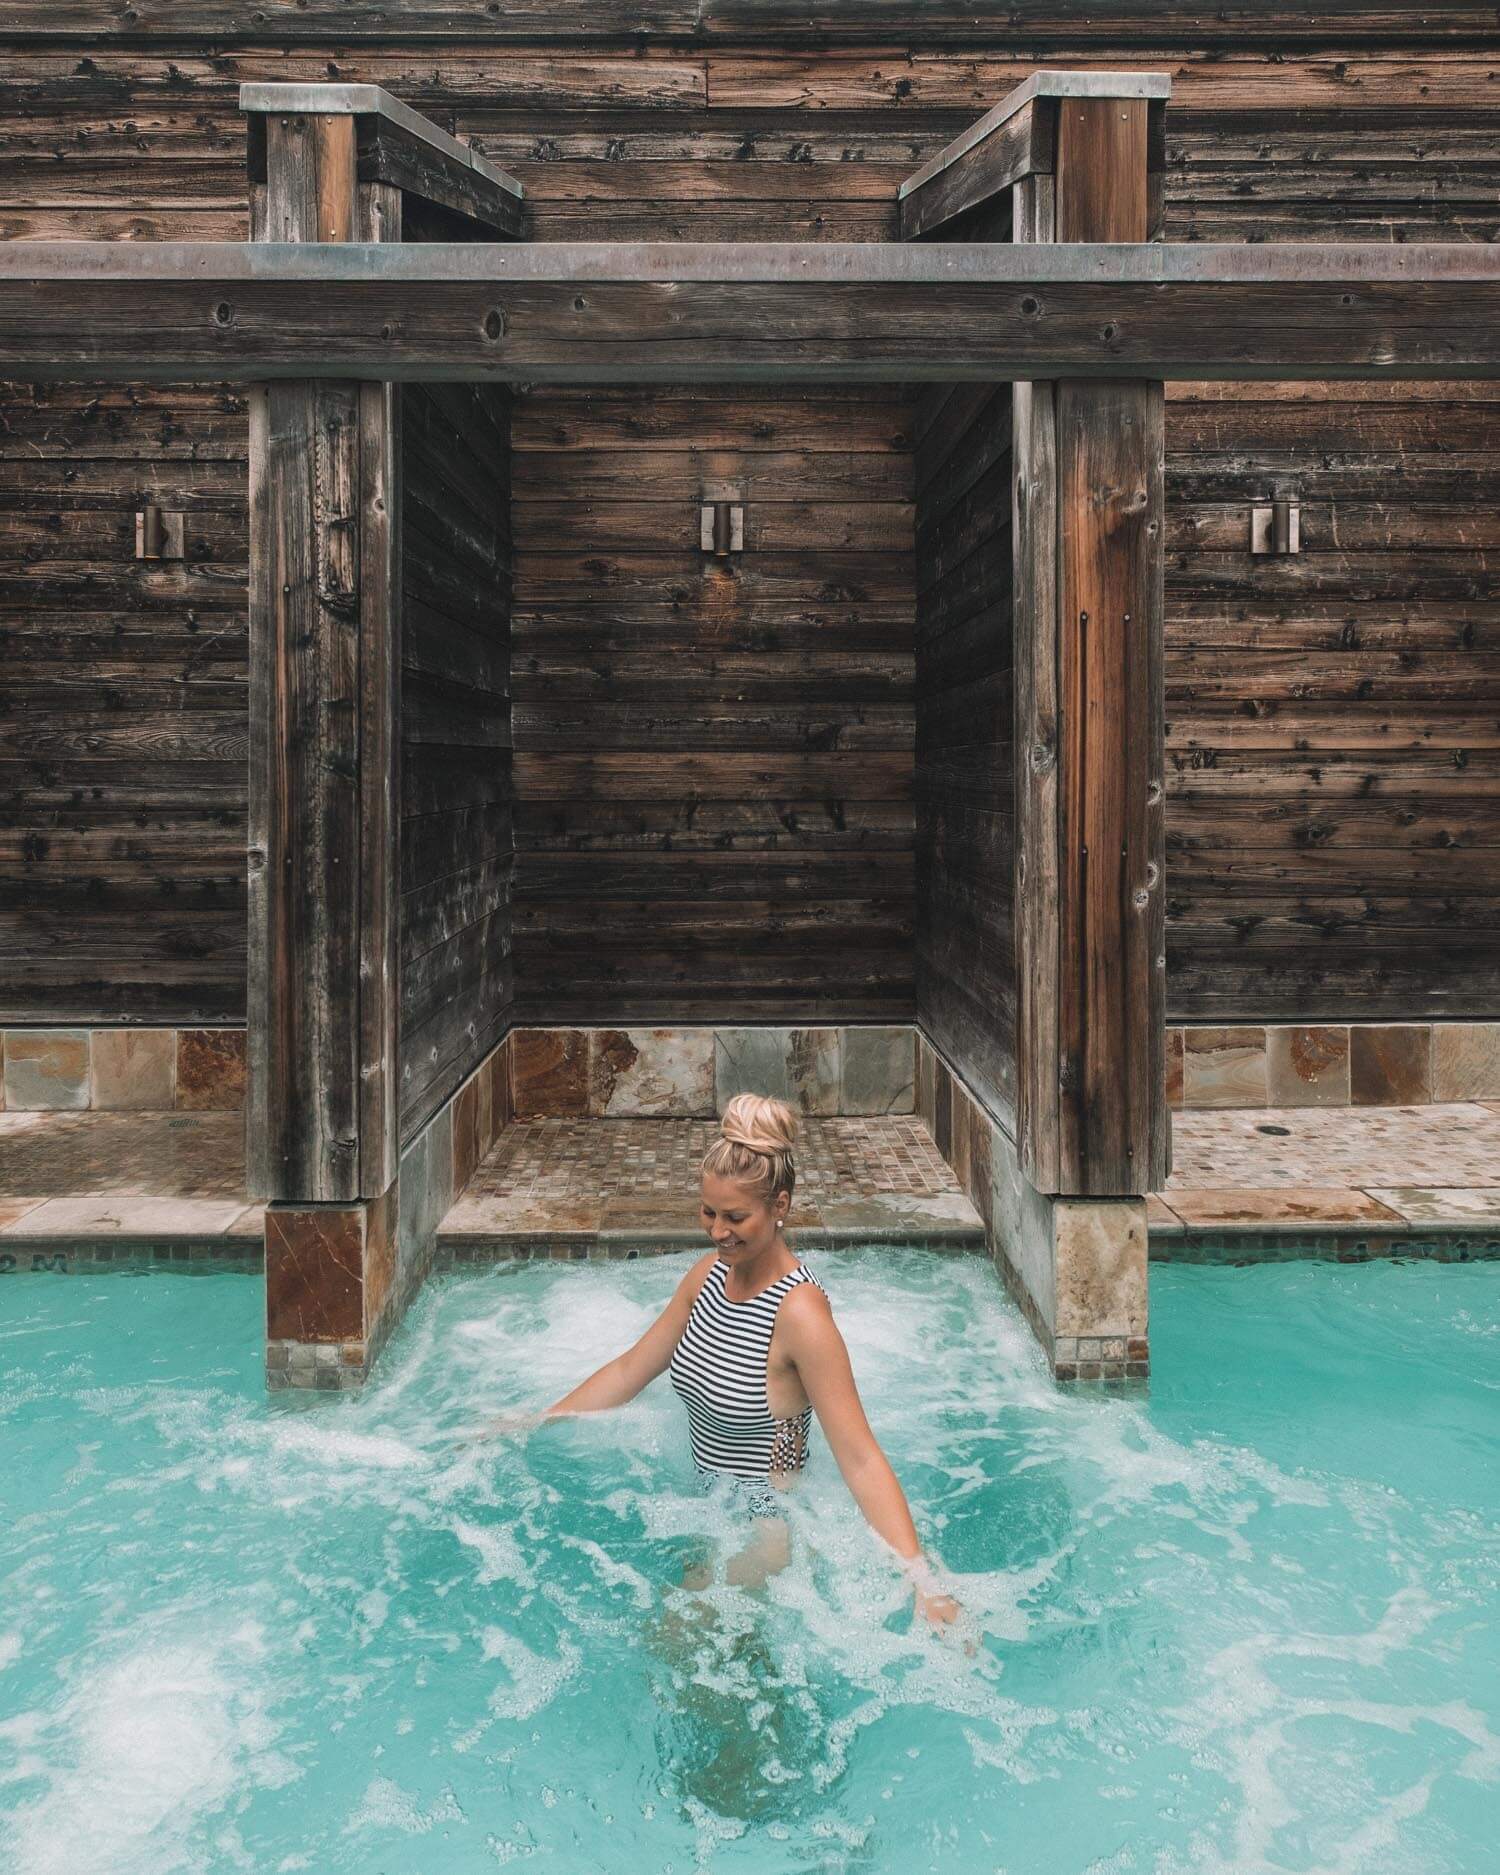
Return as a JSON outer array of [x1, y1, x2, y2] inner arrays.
[[912, 382, 1015, 1123], [399, 383, 514, 1142], [0, 382, 248, 1024], [509, 387, 915, 1023], [1, 26, 1496, 1028], [1164, 379, 1500, 1022]]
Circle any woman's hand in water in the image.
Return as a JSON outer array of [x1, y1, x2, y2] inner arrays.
[[448, 1407, 546, 1450], [905, 1564, 978, 1654], [915, 1585, 963, 1630]]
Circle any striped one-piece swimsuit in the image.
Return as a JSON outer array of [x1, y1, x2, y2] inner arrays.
[[668, 1257, 827, 1506]]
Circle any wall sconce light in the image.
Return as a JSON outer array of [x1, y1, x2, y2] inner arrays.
[[699, 488, 744, 557], [1250, 497, 1300, 555], [135, 504, 185, 559]]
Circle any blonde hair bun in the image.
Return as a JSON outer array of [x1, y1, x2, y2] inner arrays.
[[700, 1091, 798, 1204], [718, 1092, 798, 1155]]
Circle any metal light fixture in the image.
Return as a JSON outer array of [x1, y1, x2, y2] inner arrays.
[[699, 486, 744, 557], [135, 504, 185, 559], [1250, 497, 1300, 555]]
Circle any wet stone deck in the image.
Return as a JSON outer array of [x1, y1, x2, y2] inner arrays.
[[1153, 1100, 1500, 1260], [436, 1115, 985, 1261], [2, 1103, 1498, 1272], [0, 1111, 261, 1271]]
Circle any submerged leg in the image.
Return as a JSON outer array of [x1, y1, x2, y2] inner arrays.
[[723, 1514, 791, 1592]]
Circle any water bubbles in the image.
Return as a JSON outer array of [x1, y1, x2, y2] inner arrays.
[[4, 1254, 1498, 1871]]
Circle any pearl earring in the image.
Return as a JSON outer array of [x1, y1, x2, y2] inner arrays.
[[775, 1219, 783, 1229]]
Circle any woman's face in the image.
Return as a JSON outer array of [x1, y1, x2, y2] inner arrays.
[[700, 1172, 790, 1263]]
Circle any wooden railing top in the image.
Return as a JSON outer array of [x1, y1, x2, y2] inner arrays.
[[898, 67, 1170, 241], [898, 69, 1170, 204], [240, 82, 524, 202]]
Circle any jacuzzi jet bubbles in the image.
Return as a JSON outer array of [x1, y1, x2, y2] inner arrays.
[[1, 1252, 1496, 1872]]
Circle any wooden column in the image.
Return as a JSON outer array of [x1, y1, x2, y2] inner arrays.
[[248, 116, 400, 1208], [247, 111, 402, 1386], [1014, 94, 1169, 1199], [241, 86, 524, 1390]]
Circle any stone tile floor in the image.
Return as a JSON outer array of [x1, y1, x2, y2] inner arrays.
[[0, 1111, 260, 1249], [1156, 1102, 1500, 1238], [437, 1116, 987, 1256], [2, 1103, 1497, 1264]]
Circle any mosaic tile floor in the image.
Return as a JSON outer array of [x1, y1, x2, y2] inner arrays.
[[1157, 1102, 1500, 1240], [0, 1111, 259, 1250], [2, 1103, 1497, 1265], [437, 1116, 987, 1256]]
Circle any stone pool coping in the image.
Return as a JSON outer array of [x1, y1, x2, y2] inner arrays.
[[1148, 1185, 1500, 1259], [5, 1203, 1499, 1276]]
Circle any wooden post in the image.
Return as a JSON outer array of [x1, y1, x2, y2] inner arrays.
[[241, 87, 524, 1391], [247, 111, 403, 1385], [1014, 94, 1169, 1200], [248, 119, 399, 1207]]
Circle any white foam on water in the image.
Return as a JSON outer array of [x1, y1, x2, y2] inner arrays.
[[0, 1614, 290, 1875], [341, 1774, 464, 1837], [473, 1626, 582, 1724], [437, 1275, 664, 1407], [452, 1512, 537, 1589], [552, 1531, 656, 1607], [1158, 1584, 1500, 1875], [0, 1631, 21, 1672], [356, 1588, 390, 1635], [270, 1422, 423, 1473]]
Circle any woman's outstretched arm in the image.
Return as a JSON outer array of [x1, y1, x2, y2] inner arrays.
[[470, 1251, 717, 1435], [779, 1286, 964, 1632]]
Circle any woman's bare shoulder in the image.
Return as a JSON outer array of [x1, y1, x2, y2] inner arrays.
[[781, 1270, 836, 1331]]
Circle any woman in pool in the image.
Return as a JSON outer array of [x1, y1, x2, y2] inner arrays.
[[477, 1092, 963, 1634]]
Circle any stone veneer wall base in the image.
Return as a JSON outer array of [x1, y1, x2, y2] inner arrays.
[[916, 1030, 1150, 1384], [266, 1036, 510, 1392]]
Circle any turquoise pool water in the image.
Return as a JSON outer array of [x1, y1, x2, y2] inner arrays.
[[2, 1250, 1497, 1874]]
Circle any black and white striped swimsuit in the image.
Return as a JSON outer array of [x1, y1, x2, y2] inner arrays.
[[669, 1257, 827, 1506]]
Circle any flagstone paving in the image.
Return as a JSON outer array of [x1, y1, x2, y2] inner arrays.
[[2, 1102, 1497, 1268]]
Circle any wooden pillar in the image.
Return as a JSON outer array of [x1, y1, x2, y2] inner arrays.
[[1014, 94, 1169, 1201], [247, 110, 402, 1384]]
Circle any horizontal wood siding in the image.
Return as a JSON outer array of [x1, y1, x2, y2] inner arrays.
[[0, 384, 248, 1023], [913, 381, 1016, 1125], [4, 50, 1498, 248], [399, 382, 514, 1139], [1165, 378, 1500, 1021], [1, 32, 1495, 1026], [510, 386, 916, 1021]]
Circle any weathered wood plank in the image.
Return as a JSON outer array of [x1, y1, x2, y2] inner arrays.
[[1012, 93, 1167, 1197], [3, 244, 1499, 384], [513, 381, 914, 1024], [246, 116, 406, 1208], [1012, 370, 1059, 1189], [899, 98, 1047, 240], [247, 379, 362, 1200], [2, 0, 1498, 39], [398, 379, 514, 1139]]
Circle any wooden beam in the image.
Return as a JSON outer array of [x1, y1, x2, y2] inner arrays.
[[2, 1, 1497, 43], [1013, 89, 1168, 1198], [1056, 96, 1150, 243], [261, 112, 357, 243], [0, 243, 1497, 384], [356, 117, 525, 240], [899, 99, 1053, 241]]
